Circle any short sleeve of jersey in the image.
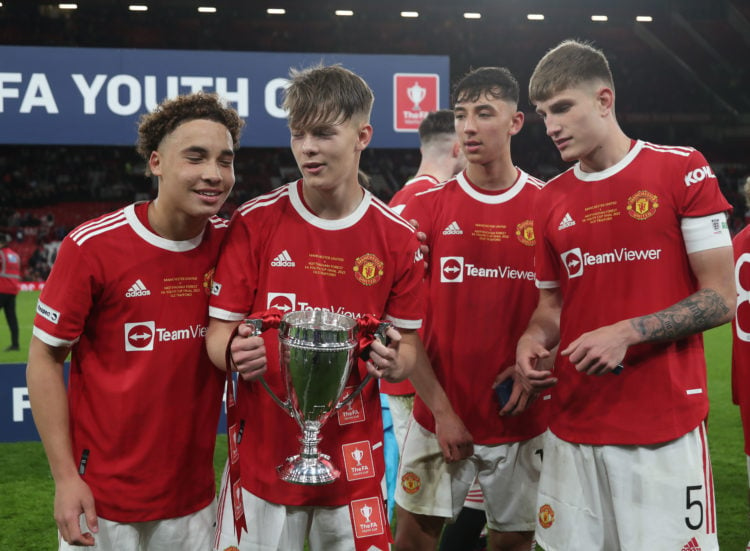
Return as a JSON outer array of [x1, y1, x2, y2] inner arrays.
[[678, 149, 732, 218], [383, 224, 425, 329], [34, 237, 97, 346], [208, 212, 258, 321], [533, 188, 562, 289]]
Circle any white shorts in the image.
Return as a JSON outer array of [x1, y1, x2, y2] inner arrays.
[[535, 426, 718, 551], [59, 502, 216, 551], [386, 393, 415, 453], [394, 418, 543, 532], [214, 464, 354, 551]]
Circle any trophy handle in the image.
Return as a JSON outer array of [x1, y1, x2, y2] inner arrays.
[[244, 318, 294, 418], [335, 321, 390, 410], [336, 373, 373, 410]]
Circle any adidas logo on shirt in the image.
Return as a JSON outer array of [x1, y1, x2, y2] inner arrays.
[[125, 279, 151, 298], [558, 213, 576, 230], [442, 221, 463, 235], [271, 250, 296, 267], [681, 537, 701, 550]]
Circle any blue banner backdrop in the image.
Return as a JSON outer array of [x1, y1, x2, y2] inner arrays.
[[0, 46, 449, 148], [1, 362, 229, 443]]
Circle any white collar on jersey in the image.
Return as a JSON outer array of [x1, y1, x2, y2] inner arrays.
[[455, 169, 528, 204], [573, 140, 644, 182], [288, 181, 373, 230], [124, 203, 205, 252]]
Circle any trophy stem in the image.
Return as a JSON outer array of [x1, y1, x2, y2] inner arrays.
[[277, 421, 340, 485]]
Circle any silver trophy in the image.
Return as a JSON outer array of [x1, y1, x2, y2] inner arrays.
[[247, 310, 388, 485]]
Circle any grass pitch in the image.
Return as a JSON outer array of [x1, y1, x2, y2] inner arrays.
[[0, 291, 746, 549]]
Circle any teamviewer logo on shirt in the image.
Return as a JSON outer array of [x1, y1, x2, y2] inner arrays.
[[267, 293, 296, 314], [561, 248, 584, 279], [124, 321, 155, 351], [440, 257, 464, 283]]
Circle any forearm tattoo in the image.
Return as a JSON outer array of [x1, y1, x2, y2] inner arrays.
[[630, 288, 731, 342]]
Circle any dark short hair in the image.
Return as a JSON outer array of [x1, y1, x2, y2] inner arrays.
[[418, 109, 456, 144], [452, 67, 519, 106]]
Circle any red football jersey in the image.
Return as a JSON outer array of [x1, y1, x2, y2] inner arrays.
[[402, 169, 549, 445], [209, 180, 425, 507], [388, 175, 440, 216], [732, 225, 750, 455], [535, 141, 731, 445], [32, 203, 226, 522]]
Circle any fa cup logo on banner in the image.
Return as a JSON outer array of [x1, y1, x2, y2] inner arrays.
[[407, 82, 427, 111]]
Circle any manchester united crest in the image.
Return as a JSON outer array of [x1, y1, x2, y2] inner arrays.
[[538, 504, 555, 529], [353, 253, 384, 286], [626, 190, 659, 221], [401, 471, 421, 494], [515, 219, 535, 246], [203, 267, 216, 295]]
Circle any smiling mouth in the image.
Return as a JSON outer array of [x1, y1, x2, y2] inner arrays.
[[195, 190, 222, 197]]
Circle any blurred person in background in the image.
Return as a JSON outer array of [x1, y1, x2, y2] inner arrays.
[[0, 232, 21, 351], [388, 109, 466, 216]]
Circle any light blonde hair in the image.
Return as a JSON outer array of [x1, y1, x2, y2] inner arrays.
[[529, 39, 614, 104], [283, 64, 374, 130]]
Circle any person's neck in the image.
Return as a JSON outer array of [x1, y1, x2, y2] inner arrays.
[[579, 129, 632, 173], [147, 200, 205, 241], [416, 159, 455, 183], [302, 180, 365, 220], [465, 157, 517, 191]]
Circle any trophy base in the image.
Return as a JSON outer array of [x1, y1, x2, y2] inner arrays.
[[277, 454, 340, 485]]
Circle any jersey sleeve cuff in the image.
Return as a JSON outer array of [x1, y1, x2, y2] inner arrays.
[[208, 306, 247, 322], [536, 279, 560, 289], [384, 315, 422, 330], [32, 326, 77, 348]]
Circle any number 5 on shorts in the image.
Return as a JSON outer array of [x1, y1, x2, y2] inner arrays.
[[685, 485, 703, 530]]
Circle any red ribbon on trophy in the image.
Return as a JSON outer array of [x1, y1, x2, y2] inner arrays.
[[223, 308, 282, 543], [356, 313, 387, 360]]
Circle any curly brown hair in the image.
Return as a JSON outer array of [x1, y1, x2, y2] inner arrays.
[[136, 92, 244, 169]]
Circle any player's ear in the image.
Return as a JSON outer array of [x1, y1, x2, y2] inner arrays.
[[509, 111, 524, 136], [356, 123, 373, 151], [597, 87, 615, 116], [149, 151, 162, 176]]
